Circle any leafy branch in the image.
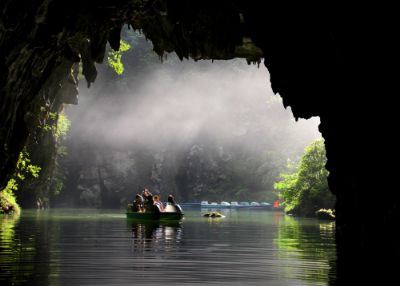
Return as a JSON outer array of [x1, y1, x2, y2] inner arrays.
[[107, 40, 131, 75]]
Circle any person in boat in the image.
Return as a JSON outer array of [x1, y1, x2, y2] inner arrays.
[[132, 194, 144, 212], [142, 188, 154, 212], [164, 195, 183, 213], [152, 195, 165, 212]]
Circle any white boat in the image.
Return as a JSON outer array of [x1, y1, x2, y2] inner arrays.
[[200, 200, 272, 209], [200, 201, 231, 208]]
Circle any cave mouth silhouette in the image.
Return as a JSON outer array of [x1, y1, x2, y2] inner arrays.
[[0, 1, 398, 284]]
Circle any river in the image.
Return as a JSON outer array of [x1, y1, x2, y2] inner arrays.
[[0, 208, 336, 285]]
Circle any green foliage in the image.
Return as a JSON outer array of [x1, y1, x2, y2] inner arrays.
[[1, 150, 41, 214], [274, 139, 334, 217], [0, 179, 20, 214], [52, 113, 70, 197], [16, 150, 41, 180], [107, 40, 131, 75], [39, 112, 70, 140], [55, 113, 71, 139], [52, 179, 64, 196]]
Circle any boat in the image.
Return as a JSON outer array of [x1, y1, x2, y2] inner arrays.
[[179, 202, 201, 209], [200, 201, 231, 209], [239, 201, 250, 208], [126, 204, 184, 221], [200, 200, 273, 210]]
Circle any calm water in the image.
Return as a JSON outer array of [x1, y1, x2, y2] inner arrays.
[[0, 208, 336, 286]]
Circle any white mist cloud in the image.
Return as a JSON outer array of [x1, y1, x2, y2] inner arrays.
[[66, 58, 320, 153]]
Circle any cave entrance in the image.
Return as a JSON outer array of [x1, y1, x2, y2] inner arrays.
[[49, 29, 323, 210], [0, 9, 338, 285]]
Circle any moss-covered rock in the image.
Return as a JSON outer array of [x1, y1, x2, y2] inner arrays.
[[203, 211, 225, 218], [315, 208, 335, 220], [0, 183, 21, 215]]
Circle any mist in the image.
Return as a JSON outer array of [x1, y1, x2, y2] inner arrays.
[[57, 34, 322, 206], [66, 58, 320, 153]]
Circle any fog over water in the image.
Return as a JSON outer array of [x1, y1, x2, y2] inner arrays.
[[58, 39, 322, 204], [66, 57, 320, 153]]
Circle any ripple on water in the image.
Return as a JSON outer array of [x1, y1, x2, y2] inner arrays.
[[0, 209, 336, 286]]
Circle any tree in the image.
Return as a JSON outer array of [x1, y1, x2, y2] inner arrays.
[[274, 139, 334, 217]]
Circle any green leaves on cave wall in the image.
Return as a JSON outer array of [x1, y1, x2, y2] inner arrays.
[[39, 112, 71, 140], [1, 150, 41, 214], [107, 40, 131, 75], [15, 110, 70, 208]]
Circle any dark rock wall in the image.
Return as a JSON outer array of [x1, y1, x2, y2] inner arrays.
[[0, 1, 398, 283], [245, 4, 398, 283]]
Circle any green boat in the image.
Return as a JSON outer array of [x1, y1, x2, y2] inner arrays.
[[126, 204, 184, 221]]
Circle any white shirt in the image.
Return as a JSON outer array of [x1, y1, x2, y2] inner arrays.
[[164, 203, 177, 212]]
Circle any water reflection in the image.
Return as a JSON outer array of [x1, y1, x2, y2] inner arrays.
[[274, 214, 336, 284], [1, 209, 336, 285], [0, 213, 19, 247], [0, 212, 56, 286], [0, 214, 29, 285], [129, 221, 183, 253]]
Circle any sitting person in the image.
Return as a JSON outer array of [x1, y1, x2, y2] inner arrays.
[[164, 195, 182, 213], [153, 195, 164, 212], [142, 188, 154, 212], [132, 194, 144, 212]]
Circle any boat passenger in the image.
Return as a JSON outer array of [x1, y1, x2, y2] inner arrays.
[[164, 195, 183, 213], [142, 188, 154, 212], [153, 195, 164, 212], [132, 194, 144, 212]]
